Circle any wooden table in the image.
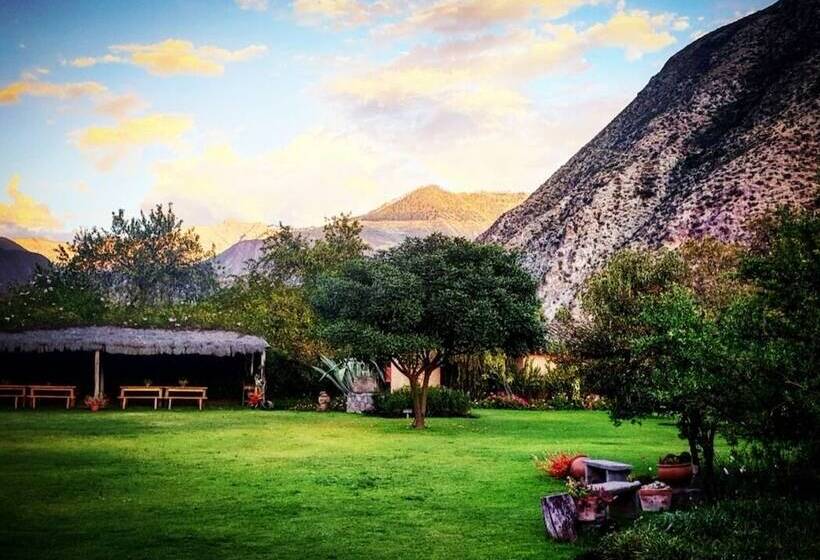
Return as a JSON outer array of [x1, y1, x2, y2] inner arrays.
[[28, 385, 76, 409], [0, 385, 28, 409], [119, 386, 164, 410], [165, 386, 208, 410]]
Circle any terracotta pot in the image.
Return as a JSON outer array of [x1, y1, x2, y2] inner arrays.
[[89, 404, 100, 412], [569, 455, 588, 479], [574, 496, 601, 522], [657, 463, 693, 485], [639, 485, 672, 512]]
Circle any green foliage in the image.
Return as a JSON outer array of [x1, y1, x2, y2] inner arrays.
[[310, 234, 545, 427], [560, 243, 743, 485], [252, 214, 368, 286], [59, 204, 216, 305], [311, 355, 384, 395], [594, 498, 820, 560], [374, 387, 472, 417], [719, 207, 820, 462]]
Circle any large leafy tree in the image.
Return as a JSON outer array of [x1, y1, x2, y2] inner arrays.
[[558, 241, 745, 486], [309, 234, 545, 428], [58, 204, 216, 305], [720, 208, 820, 462]]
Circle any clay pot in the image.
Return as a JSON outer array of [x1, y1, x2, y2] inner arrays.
[[574, 496, 601, 522], [89, 403, 100, 412], [317, 391, 331, 412], [569, 455, 588, 479], [639, 484, 672, 512], [657, 463, 693, 485]]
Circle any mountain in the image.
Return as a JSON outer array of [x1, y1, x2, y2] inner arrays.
[[213, 186, 527, 276], [0, 237, 50, 291], [480, 0, 820, 318], [11, 237, 64, 261], [192, 220, 270, 254]]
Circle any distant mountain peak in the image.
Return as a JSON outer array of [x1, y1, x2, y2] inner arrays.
[[480, 0, 820, 318], [362, 185, 527, 223]]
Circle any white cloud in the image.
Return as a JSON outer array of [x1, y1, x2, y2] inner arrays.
[[235, 0, 268, 11]]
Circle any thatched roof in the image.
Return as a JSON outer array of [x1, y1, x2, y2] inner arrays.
[[0, 327, 268, 356]]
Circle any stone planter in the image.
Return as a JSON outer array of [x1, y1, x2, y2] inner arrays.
[[574, 496, 602, 522], [569, 455, 588, 479], [639, 483, 672, 512], [346, 392, 376, 413]]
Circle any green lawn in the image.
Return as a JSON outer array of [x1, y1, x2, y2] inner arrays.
[[0, 408, 686, 560]]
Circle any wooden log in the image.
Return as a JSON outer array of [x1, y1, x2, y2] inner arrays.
[[541, 493, 577, 542]]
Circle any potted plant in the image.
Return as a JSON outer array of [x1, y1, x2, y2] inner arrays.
[[657, 452, 693, 485], [569, 455, 588, 479], [566, 478, 608, 522], [246, 392, 264, 408], [316, 391, 331, 412], [84, 395, 109, 412], [143, 378, 152, 387], [534, 452, 588, 479], [178, 377, 189, 387], [638, 481, 673, 512]]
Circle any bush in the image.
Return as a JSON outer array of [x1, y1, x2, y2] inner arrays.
[[374, 387, 471, 417], [593, 498, 820, 560], [477, 392, 531, 409]]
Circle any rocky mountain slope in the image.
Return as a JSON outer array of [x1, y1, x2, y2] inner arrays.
[[480, 0, 820, 318], [214, 185, 526, 276], [11, 237, 64, 261], [0, 238, 50, 291]]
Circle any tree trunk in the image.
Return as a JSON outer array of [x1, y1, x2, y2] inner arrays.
[[408, 374, 425, 429], [701, 428, 717, 494]]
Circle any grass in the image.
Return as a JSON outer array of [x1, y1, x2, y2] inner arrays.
[[0, 407, 687, 560]]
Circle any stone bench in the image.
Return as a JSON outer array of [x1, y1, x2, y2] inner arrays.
[[584, 459, 633, 483]]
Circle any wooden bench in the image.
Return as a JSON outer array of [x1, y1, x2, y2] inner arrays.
[[0, 385, 28, 409], [165, 386, 207, 410], [28, 385, 76, 409], [119, 386, 164, 410]]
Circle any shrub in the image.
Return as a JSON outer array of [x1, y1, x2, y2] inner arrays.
[[534, 451, 576, 478], [476, 392, 531, 409], [593, 498, 820, 560], [374, 387, 471, 417]]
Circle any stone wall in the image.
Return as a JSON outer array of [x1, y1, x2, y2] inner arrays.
[[346, 392, 376, 413]]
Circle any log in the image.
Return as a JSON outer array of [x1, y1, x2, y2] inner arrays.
[[541, 493, 577, 542]]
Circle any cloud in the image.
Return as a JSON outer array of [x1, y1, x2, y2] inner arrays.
[[0, 77, 106, 104], [294, 0, 394, 27], [71, 39, 267, 76], [584, 9, 677, 60], [0, 175, 62, 232], [235, 0, 268, 10], [377, 0, 599, 36], [144, 130, 417, 227], [72, 113, 193, 170], [94, 93, 147, 118]]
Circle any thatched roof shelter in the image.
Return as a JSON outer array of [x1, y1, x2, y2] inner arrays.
[[0, 327, 268, 356], [0, 327, 269, 400]]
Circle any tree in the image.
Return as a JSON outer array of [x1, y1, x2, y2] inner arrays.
[[58, 204, 215, 305], [253, 213, 368, 286], [309, 234, 544, 428], [558, 243, 744, 486], [720, 208, 820, 463]]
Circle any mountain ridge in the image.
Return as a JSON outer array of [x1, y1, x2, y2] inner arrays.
[[480, 0, 820, 317]]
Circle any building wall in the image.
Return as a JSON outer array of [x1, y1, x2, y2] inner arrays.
[[385, 362, 441, 392], [514, 353, 557, 374]]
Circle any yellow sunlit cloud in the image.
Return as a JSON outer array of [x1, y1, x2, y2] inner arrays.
[[0, 175, 62, 232], [294, 0, 391, 27], [0, 78, 107, 104], [72, 114, 194, 170], [378, 0, 600, 36], [71, 39, 267, 76], [585, 10, 677, 60]]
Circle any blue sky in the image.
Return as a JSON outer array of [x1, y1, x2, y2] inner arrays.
[[0, 0, 773, 238]]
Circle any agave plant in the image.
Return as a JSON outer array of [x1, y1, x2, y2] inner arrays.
[[312, 355, 384, 395]]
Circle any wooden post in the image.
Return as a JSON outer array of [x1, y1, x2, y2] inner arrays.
[[259, 350, 266, 399], [93, 350, 101, 398]]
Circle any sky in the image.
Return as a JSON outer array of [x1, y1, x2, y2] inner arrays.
[[0, 0, 773, 239]]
